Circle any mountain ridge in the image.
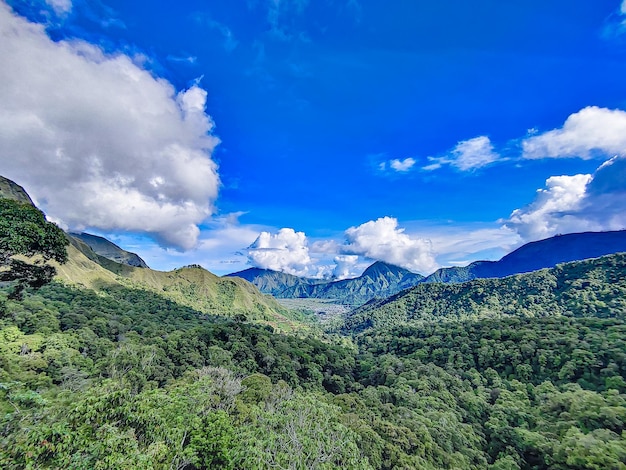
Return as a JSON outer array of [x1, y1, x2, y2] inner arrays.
[[341, 252, 626, 334], [0, 175, 35, 205], [69, 232, 150, 268], [424, 230, 626, 283], [0, 174, 302, 330], [228, 261, 425, 306]]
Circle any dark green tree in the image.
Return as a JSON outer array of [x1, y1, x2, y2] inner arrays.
[[0, 199, 68, 299]]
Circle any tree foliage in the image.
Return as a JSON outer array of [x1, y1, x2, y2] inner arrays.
[[0, 208, 625, 469], [0, 199, 68, 299]]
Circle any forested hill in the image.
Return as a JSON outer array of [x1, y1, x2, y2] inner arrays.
[[279, 261, 425, 306], [342, 252, 626, 333], [0, 175, 303, 330], [424, 230, 626, 283], [3, 177, 626, 469], [53, 242, 305, 330]]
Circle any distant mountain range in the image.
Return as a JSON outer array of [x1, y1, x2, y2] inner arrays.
[[226, 267, 324, 297], [228, 230, 626, 306], [227, 261, 425, 305], [422, 230, 626, 284]]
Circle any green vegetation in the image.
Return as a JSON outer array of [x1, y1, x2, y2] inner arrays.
[[0, 199, 68, 299], [58, 238, 311, 332], [1, 195, 626, 468], [342, 253, 626, 333]]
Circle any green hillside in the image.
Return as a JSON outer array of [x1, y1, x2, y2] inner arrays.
[[0, 176, 34, 206], [2, 255, 626, 469], [2, 186, 626, 469], [54, 242, 308, 331], [342, 253, 626, 333]]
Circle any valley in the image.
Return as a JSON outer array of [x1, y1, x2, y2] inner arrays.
[[1, 177, 626, 469], [2, 1, 626, 468]]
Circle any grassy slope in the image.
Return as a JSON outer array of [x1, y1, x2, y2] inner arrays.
[[53, 243, 308, 332]]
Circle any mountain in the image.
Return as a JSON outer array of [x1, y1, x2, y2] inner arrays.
[[69, 232, 149, 268], [281, 261, 425, 305], [0, 175, 34, 205], [228, 261, 424, 306], [0, 175, 302, 330], [52, 243, 304, 330], [225, 267, 322, 297], [342, 252, 626, 334], [424, 230, 626, 284]]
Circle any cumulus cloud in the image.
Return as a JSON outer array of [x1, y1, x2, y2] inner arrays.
[[332, 255, 359, 280], [389, 157, 416, 172], [0, 4, 220, 250], [424, 136, 500, 171], [503, 156, 626, 241], [247, 228, 313, 276], [522, 106, 626, 160], [343, 217, 438, 273], [245, 219, 440, 277]]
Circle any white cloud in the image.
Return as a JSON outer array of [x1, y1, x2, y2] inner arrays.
[[522, 106, 626, 160], [332, 255, 359, 280], [0, 4, 220, 250], [503, 156, 626, 241], [451, 136, 500, 170], [167, 55, 198, 64], [247, 228, 313, 276], [389, 157, 416, 172], [343, 217, 438, 273], [601, 1, 626, 38], [45, 0, 72, 15], [103, 214, 272, 275], [406, 224, 521, 267], [503, 174, 592, 241], [424, 136, 500, 171]]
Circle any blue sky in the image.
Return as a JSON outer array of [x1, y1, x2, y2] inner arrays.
[[1, 0, 626, 278]]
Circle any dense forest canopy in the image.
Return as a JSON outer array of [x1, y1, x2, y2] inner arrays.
[[1, 196, 625, 469]]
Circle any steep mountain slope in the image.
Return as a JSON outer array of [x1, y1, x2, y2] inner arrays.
[[53, 245, 303, 328], [0, 175, 34, 205], [342, 252, 626, 333], [225, 267, 322, 296], [424, 230, 626, 283], [0, 174, 302, 329], [70, 232, 149, 268], [280, 261, 424, 305], [228, 261, 424, 306]]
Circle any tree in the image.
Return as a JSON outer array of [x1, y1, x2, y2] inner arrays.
[[0, 199, 68, 299]]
